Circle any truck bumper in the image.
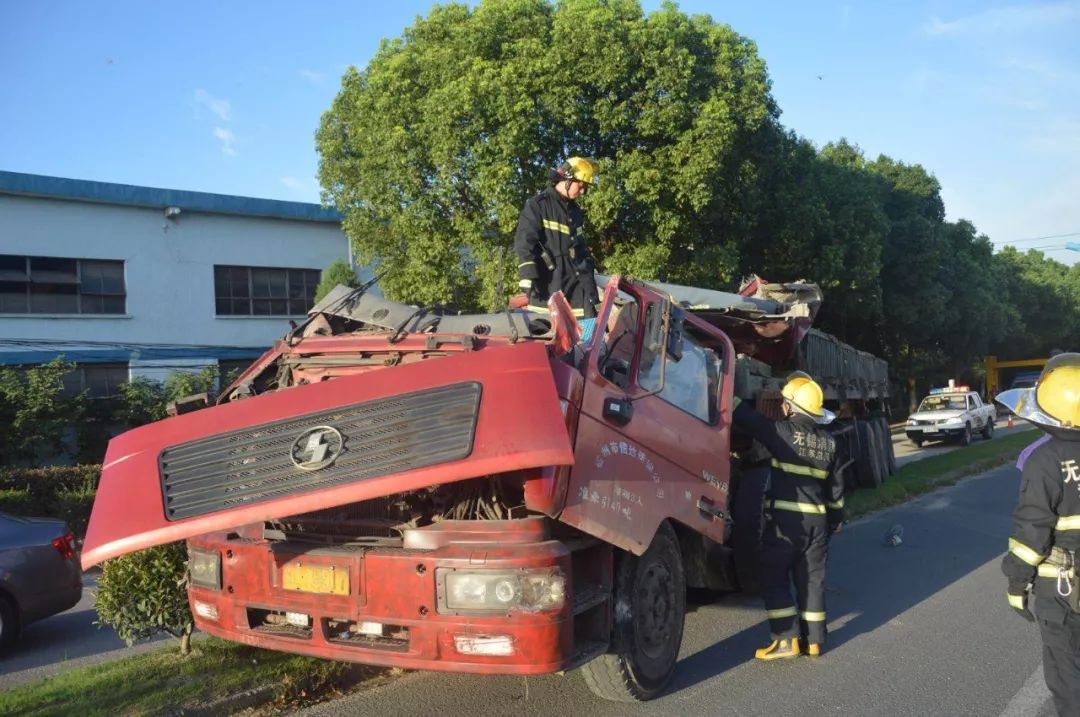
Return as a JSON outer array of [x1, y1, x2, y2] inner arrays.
[[187, 522, 596, 675]]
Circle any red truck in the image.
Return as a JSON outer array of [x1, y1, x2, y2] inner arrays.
[[82, 274, 889, 701]]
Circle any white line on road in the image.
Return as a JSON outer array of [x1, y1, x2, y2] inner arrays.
[[998, 663, 1052, 717]]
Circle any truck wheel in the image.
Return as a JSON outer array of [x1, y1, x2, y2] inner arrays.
[[580, 522, 685, 702], [959, 425, 972, 446], [869, 419, 891, 479], [911, 438, 923, 448], [982, 419, 994, 440], [876, 417, 897, 475], [854, 421, 883, 489]]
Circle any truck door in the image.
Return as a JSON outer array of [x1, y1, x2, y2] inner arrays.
[[561, 278, 734, 555]]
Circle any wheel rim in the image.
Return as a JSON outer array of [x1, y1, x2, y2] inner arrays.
[[636, 559, 676, 659]]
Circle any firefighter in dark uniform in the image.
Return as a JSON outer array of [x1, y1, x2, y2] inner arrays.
[[514, 157, 600, 318], [996, 353, 1080, 716], [732, 374, 844, 659]]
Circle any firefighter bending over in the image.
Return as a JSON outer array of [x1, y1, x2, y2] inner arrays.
[[513, 157, 600, 318], [996, 353, 1080, 716], [732, 374, 844, 660]]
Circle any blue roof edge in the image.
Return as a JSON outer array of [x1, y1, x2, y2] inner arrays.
[[0, 170, 343, 223]]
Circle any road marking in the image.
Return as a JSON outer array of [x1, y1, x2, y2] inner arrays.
[[998, 663, 1052, 717]]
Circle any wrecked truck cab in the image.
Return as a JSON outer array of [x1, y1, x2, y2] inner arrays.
[[82, 275, 823, 700]]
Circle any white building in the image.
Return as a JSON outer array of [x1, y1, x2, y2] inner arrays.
[[0, 170, 351, 394]]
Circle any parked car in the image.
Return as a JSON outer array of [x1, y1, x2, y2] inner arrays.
[[0, 512, 83, 647], [905, 384, 996, 447]]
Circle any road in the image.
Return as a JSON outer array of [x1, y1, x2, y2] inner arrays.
[[0, 571, 168, 690], [891, 415, 1031, 468], [293, 459, 1054, 717]]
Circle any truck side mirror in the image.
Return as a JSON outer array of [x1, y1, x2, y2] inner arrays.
[[667, 307, 684, 361], [644, 298, 669, 355]]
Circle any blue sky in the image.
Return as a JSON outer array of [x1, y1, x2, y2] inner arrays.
[[2, 1, 1078, 259]]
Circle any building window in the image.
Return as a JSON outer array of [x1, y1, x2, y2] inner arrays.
[[60, 363, 129, 399], [0, 255, 126, 314], [214, 265, 320, 316]]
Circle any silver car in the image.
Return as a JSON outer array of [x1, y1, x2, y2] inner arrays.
[[0, 512, 83, 647]]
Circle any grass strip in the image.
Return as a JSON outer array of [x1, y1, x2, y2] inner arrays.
[[846, 429, 1038, 520], [0, 636, 388, 717]]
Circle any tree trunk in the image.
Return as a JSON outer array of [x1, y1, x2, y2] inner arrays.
[[908, 375, 918, 415], [179, 626, 192, 656]]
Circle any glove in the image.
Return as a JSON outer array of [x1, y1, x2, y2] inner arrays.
[[1008, 582, 1035, 622]]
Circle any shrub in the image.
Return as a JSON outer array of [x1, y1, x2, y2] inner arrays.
[[0, 359, 86, 464], [94, 542, 194, 655], [0, 465, 101, 533]]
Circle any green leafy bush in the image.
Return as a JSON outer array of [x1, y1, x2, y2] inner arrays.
[[94, 542, 194, 655], [0, 465, 101, 533]]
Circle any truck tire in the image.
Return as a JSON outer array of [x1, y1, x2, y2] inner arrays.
[[874, 417, 896, 476], [982, 417, 994, 440], [872, 416, 889, 479], [580, 522, 685, 702], [854, 421, 883, 489], [959, 425, 972, 446]]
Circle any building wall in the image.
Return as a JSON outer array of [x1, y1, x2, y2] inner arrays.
[[0, 194, 348, 356]]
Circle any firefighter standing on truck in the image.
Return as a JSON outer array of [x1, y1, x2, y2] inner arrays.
[[732, 374, 844, 659], [996, 353, 1080, 716], [514, 157, 600, 318]]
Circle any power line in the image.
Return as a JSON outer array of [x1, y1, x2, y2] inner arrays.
[[997, 231, 1080, 246]]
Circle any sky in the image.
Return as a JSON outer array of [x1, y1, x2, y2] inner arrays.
[[2, 1, 1078, 260]]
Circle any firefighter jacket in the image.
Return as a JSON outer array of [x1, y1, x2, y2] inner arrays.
[[732, 398, 845, 526], [1002, 433, 1080, 601], [513, 186, 599, 316]]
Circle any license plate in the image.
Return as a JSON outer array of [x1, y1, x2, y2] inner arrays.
[[282, 563, 350, 595]]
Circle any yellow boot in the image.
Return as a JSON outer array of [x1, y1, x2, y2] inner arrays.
[[755, 637, 801, 660], [805, 643, 822, 657]]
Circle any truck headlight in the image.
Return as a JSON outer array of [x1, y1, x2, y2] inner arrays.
[[906, 418, 916, 426], [189, 547, 221, 590], [943, 417, 963, 426], [438, 568, 566, 614]]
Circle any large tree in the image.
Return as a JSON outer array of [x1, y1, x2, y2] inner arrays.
[[317, 0, 776, 309]]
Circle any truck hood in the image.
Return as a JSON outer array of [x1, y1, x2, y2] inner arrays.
[[82, 342, 573, 568], [909, 410, 965, 422]]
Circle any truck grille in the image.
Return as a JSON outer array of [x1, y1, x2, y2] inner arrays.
[[159, 382, 481, 520]]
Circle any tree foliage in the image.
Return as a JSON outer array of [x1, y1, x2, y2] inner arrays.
[[314, 258, 360, 303], [315, 0, 1079, 411], [318, 0, 775, 308]]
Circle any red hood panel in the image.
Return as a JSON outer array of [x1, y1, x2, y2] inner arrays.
[[82, 342, 572, 568]]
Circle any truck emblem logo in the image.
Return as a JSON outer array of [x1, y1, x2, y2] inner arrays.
[[290, 426, 344, 471]]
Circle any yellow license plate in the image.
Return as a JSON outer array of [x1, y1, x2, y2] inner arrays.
[[282, 563, 350, 595]]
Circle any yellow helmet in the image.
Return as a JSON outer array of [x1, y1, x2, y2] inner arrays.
[[559, 157, 598, 185], [997, 352, 1080, 431], [1036, 355, 1080, 428], [782, 375, 835, 424]]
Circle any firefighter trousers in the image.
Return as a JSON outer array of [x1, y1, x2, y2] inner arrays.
[[1035, 597, 1080, 717], [760, 511, 830, 645]]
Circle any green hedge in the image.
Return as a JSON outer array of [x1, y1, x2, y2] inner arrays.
[[0, 465, 100, 537]]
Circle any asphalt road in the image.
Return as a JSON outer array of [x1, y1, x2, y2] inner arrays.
[[292, 460, 1055, 717], [0, 571, 168, 690], [892, 415, 1032, 468]]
